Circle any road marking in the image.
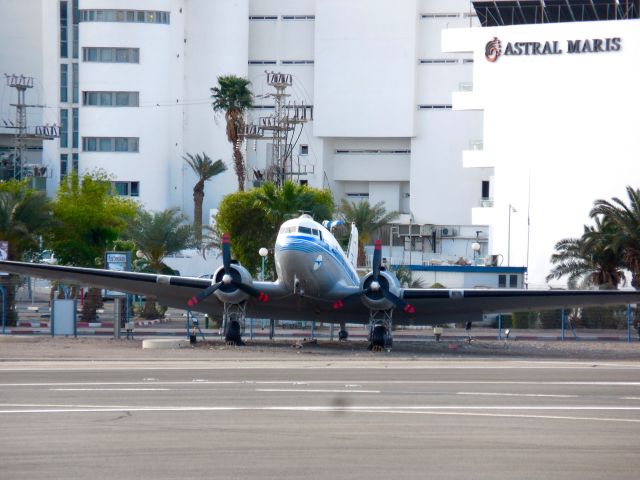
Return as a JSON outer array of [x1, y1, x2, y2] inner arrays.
[[50, 388, 170, 391], [0, 405, 639, 424], [3, 380, 640, 387], [255, 389, 380, 394], [457, 392, 578, 398]]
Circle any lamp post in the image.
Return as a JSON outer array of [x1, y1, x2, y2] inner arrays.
[[259, 247, 268, 281], [471, 230, 482, 264], [507, 204, 517, 266]]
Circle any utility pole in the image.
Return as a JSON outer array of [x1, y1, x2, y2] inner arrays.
[[2, 74, 58, 183], [242, 71, 313, 188]]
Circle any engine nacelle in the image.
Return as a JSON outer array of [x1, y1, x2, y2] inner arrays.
[[211, 263, 254, 304], [359, 269, 402, 311]]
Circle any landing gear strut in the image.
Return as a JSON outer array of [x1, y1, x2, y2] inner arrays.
[[338, 321, 348, 341], [368, 309, 393, 352], [222, 302, 246, 346]]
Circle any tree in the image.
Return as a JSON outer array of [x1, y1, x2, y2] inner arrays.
[[183, 152, 227, 245], [0, 180, 53, 325], [254, 181, 333, 229], [216, 182, 334, 277], [546, 217, 626, 290], [210, 75, 253, 191], [124, 207, 194, 318], [590, 186, 640, 289], [49, 171, 137, 322], [338, 199, 398, 267]]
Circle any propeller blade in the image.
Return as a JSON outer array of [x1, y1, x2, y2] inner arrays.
[[232, 280, 269, 303], [381, 289, 415, 314], [187, 282, 222, 307], [372, 240, 382, 281], [221, 233, 231, 273]]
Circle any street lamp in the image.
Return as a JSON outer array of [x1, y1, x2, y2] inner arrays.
[[507, 204, 517, 266], [258, 247, 268, 281], [471, 230, 482, 264]]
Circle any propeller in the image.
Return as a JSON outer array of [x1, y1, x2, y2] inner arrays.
[[187, 233, 268, 307], [333, 240, 415, 314]]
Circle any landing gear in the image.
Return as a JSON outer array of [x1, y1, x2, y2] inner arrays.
[[222, 302, 246, 346], [368, 309, 393, 352], [338, 321, 348, 341]]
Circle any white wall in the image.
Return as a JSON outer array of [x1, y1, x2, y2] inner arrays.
[[313, 0, 418, 138], [183, 0, 249, 219], [444, 19, 640, 288]]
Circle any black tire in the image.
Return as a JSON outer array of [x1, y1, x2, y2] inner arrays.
[[225, 320, 243, 346], [338, 329, 348, 341], [370, 325, 386, 348]]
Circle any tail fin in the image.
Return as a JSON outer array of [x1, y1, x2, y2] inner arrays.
[[346, 222, 358, 269]]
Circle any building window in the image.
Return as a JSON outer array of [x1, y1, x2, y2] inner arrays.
[[60, 153, 68, 177], [60, 1, 68, 58], [300, 145, 309, 155], [60, 109, 69, 148], [335, 149, 411, 154], [419, 59, 459, 64], [83, 47, 140, 63], [83, 91, 139, 107], [509, 275, 518, 288], [498, 274, 506, 288], [72, 153, 78, 172], [481, 180, 490, 199], [72, 0, 79, 59], [112, 181, 139, 197], [72, 63, 78, 103], [60, 65, 68, 102], [80, 10, 170, 24], [82, 137, 139, 152], [72, 108, 78, 148], [281, 15, 315, 20], [421, 13, 459, 18]]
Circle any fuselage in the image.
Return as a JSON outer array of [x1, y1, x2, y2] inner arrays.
[[275, 214, 359, 297]]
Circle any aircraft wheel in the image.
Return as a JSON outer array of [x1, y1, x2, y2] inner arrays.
[[338, 329, 348, 341], [369, 325, 386, 351], [225, 320, 244, 346]]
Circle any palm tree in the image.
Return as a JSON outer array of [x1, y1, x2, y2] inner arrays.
[[210, 75, 253, 192], [253, 181, 314, 227], [338, 199, 398, 267], [183, 152, 227, 245], [0, 182, 53, 325], [125, 207, 194, 317], [590, 186, 640, 289], [546, 218, 626, 289]]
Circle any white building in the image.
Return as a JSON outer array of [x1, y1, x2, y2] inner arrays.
[[1, 0, 495, 277], [443, 0, 640, 287]]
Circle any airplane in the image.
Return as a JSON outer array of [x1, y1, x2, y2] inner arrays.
[[1, 213, 639, 350]]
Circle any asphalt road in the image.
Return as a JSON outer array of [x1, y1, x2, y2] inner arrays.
[[1, 356, 640, 480]]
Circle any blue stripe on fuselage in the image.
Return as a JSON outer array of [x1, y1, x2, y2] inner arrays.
[[276, 234, 359, 286]]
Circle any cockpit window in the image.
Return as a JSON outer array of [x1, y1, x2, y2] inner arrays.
[[298, 226, 312, 234]]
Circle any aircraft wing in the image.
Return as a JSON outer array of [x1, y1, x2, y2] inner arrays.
[[2, 260, 639, 325], [397, 288, 640, 324], [0, 260, 291, 316]]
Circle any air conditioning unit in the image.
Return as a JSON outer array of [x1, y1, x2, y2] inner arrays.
[[441, 227, 457, 237]]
